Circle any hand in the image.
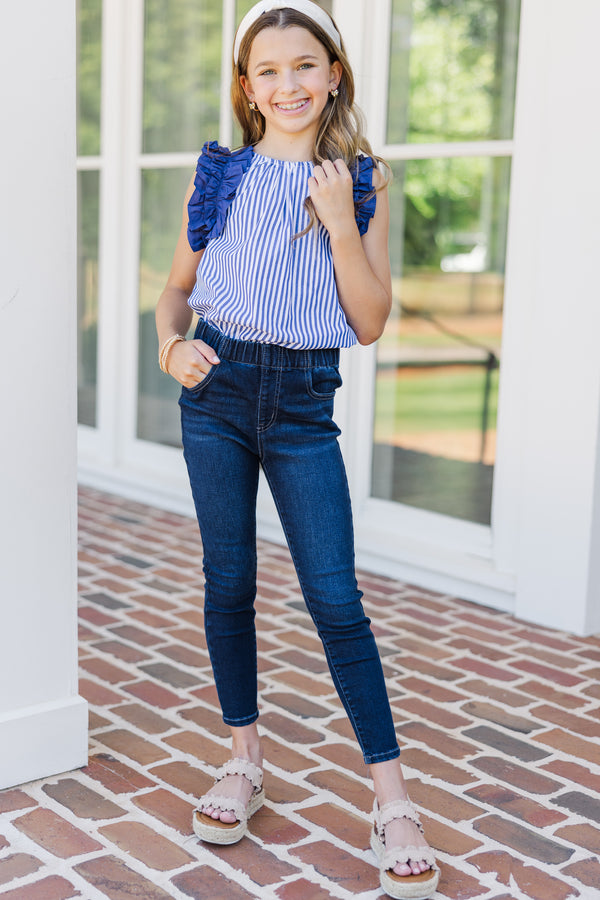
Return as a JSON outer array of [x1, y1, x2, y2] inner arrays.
[[166, 339, 220, 388], [307, 159, 356, 238]]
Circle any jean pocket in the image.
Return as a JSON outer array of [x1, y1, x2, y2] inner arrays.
[[182, 362, 221, 396], [305, 365, 343, 400]]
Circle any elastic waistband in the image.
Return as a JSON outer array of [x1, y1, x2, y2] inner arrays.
[[194, 319, 340, 369]]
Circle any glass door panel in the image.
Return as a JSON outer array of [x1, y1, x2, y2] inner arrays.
[[142, 0, 223, 153], [137, 0, 223, 446], [388, 0, 520, 144], [76, 0, 102, 157], [371, 0, 520, 525], [77, 170, 101, 427], [76, 0, 102, 427], [372, 156, 511, 525], [137, 167, 194, 446]]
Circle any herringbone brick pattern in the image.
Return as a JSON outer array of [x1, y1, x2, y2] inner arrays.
[[1, 487, 599, 899]]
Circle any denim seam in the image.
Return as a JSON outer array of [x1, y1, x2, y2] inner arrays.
[[319, 634, 370, 758], [203, 594, 259, 725], [261, 458, 390, 763], [223, 711, 260, 726], [257, 356, 283, 434], [363, 747, 401, 765]]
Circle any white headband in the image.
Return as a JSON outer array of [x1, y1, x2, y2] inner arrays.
[[233, 0, 342, 65]]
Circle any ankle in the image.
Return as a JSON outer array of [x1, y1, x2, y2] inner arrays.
[[230, 725, 262, 766], [231, 745, 262, 767], [370, 760, 409, 805]]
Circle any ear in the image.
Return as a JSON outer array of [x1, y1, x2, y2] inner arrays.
[[329, 60, 342, 92], [239, 75, 255, 102]]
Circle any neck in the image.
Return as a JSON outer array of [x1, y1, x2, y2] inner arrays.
[[253, 134, 315, 163]]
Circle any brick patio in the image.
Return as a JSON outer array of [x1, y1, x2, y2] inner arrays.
[[1, 486, 599, 899]]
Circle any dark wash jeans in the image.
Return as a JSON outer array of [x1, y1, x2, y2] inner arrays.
[[179, 320, 400, 765]]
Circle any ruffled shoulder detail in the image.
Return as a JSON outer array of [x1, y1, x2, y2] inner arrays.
[[351, 155, 377, 237], [187, 141, 255, 251]]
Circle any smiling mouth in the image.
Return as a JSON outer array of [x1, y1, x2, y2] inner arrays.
[[275, 99, 310, 111]]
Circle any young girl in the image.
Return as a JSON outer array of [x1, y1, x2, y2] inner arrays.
[[155, 3, 439, 897]]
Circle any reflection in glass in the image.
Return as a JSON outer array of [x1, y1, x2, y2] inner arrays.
[[137, 169, 193, 446], [77, 170, 100, 427], [143, 0, 222, 153], [76, 0, 102, 156], [388, 0, 521, 144], [372, 157, 511, 524]]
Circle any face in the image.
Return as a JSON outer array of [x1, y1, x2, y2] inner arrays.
[[240, 26, 342, 145]]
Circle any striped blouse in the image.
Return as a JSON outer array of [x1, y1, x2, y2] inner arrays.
[[187, 145, 376, 350]]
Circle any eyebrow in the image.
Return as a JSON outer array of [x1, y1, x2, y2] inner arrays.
[[254, 54, 320, 68]]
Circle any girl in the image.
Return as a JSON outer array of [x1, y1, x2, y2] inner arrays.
[[155, 3, 439, 897]]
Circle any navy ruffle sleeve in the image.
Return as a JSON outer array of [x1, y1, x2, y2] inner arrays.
[[187, 143, 378, 249], [187, 141, 255, 251], [352, 155, 377, 237]]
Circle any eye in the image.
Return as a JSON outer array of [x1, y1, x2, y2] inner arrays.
[[299, 63, 314, 70], [259, 68, 276, 76]]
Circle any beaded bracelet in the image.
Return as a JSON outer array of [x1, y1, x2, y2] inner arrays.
[[159, 334, 186, 374]]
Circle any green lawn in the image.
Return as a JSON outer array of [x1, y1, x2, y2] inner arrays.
[[374, 366, 499, 439]]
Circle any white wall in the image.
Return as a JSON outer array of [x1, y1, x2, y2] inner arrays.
[[0, 1, 87, 788], [497, 0, 600, 634]]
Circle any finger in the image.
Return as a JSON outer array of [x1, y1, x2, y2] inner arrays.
[[333, 158, 351, 178], [170, 341, 215, 387], [191, 339, 220, 364], [321, 159, 337, 176]]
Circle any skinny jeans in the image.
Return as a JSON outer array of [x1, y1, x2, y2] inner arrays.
[[179, 320, 399, 765]]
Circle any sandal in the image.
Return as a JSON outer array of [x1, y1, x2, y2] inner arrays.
[[193, 757, 265, 845], [370, 798, 440, 899]]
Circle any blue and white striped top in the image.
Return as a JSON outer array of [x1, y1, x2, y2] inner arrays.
[[187, 144, 377, 350]]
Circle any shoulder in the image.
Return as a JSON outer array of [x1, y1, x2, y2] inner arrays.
[[352, 155, 379, 237], [187, 142, 255, 251], [195, 141, 255, 177], [352, 154, 388, 189]]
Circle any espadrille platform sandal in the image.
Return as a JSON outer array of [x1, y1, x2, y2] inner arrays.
[[193, 757, 265, 845], [371, 798, 440, 899]]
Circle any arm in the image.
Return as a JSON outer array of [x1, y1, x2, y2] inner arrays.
[[155, 176, 221, 386], [308, 161, 392, 345]]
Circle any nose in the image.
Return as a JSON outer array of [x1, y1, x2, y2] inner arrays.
[[280, 67, 299, 94]]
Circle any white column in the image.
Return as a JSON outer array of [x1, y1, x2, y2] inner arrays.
[[497, 0, 600, 634], [0, 1, 87, 787]]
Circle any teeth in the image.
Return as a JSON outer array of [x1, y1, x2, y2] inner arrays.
[[276, 100, 307, 110]]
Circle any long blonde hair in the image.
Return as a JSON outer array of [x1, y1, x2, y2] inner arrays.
[[231, 7, 389, 234]]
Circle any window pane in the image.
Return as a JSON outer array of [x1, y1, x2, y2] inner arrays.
[[76, 0, 102, 156], [137, 168, 192, 446], [388, 0, 521, 144], [77, 170, 100, 427], [143, 0, 223, 153], [371, 156, 511, 524]]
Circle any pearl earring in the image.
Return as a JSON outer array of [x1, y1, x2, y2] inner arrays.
[[248, 101, 257, 110]]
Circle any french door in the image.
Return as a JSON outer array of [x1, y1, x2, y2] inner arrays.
[[78, 0, 521, 609]]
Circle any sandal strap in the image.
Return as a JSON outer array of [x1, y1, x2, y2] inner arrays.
[[195, 794, 247, 822], [374, 797, 424, 834], [215, 757, 263, 790], [381, 843, 438, 871]]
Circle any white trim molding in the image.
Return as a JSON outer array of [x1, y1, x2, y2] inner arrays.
[[0, 699, 89, 791]]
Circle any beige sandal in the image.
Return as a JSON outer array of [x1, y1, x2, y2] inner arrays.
[[371, 798, 440, 899], [193, 757, 265, 845]]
